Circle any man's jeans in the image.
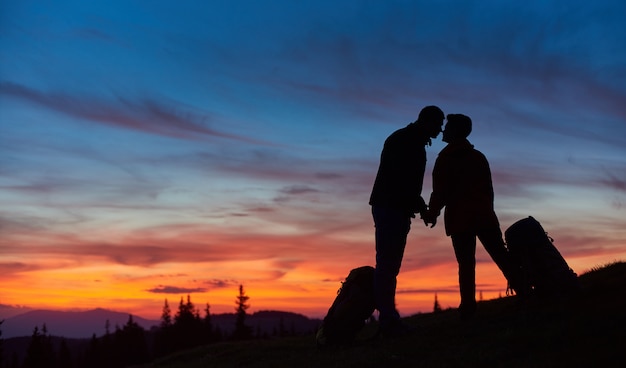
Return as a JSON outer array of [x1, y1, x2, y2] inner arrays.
[[451, 228, 513, 312], [372, 206, 411, 326]]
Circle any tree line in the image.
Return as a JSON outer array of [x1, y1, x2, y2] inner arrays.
[[0, 284, 292, 368]]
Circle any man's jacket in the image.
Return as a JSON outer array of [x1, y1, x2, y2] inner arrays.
[[369, 123, 429, 215], [428, 139, 500, 235]]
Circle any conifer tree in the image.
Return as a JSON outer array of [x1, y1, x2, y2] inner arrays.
[[23, 325, 55, 368], [203, 303, 212, 328], [23, 326, 43, 368], [115, 315, 148, 366], [101, 319, 115, 368], [203, 302, 214, 343], [233, 284, 252, 340], [433, 293, 443, 313], [161, 298, 172, 328], [155, 298, 175, 357], [175, 295, 197, 326], [41, 324, 55, 364], [86, 333, 103, 368], [173, 294, 205, 351]]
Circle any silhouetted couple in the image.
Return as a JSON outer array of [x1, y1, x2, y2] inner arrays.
[[370, 106, 521, 336]]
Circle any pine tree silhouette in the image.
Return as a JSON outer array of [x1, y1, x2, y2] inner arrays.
[[114, 315, 148, 366], [173, 295, 200, 351], [101, 319, 115, 367], [23, 325, 55, 368], [161, 298, 173, 328], [155, 298, 175, 357], [233, 284, 252, 340], [203, 303, 214, 343], [433, 293, 443, 313]]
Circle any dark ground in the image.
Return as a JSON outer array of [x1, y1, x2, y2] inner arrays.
[[138, 261, 626, 368]]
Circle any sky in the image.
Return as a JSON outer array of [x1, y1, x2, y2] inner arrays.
[[1, 0, 625, 322]]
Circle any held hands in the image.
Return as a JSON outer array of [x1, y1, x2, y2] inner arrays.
[[420, 208, 438, 228]]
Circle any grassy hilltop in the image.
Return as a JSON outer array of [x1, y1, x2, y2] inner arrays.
[[138, 261, 626, 368]]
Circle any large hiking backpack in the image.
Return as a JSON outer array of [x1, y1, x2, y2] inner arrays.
[[316, 266, 376, 347], [504, 216, 579, 296]]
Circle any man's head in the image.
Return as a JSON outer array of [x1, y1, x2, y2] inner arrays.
[[442, 114, 472, 143], [416, 105, 445, 139]]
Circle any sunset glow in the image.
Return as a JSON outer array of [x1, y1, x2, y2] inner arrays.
[[1, 1, 625, 322]]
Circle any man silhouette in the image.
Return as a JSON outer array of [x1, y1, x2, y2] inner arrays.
[[423, 114, 520, 320], [369, 105, 444, 335]]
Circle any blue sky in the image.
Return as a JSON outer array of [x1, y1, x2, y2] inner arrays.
[[1, 0, 625, 319]]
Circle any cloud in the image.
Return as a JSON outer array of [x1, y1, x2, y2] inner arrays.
[[146, 285, 207, 294], [315, 172, 343, 180], [0, 262, 37, 275], [205, 279, 238, 289], [279, 185, 319, 196], [0, 81, 263, 144], [597, 171, 626, 194], [0, 225, 342, 267]]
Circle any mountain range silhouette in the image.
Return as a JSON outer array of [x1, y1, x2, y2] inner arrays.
[[2, 308, 321, 339]]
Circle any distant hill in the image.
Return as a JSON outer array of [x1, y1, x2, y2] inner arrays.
[[2, 308, 321, 339], [2, 308, 159, 339], [2, 308, 321, 366], [0, 304, 32, 320], [212, 310, 321, 336]]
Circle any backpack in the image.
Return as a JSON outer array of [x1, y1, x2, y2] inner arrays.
[[504, 216, 579, 297], [316, 266, 376, 347]]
